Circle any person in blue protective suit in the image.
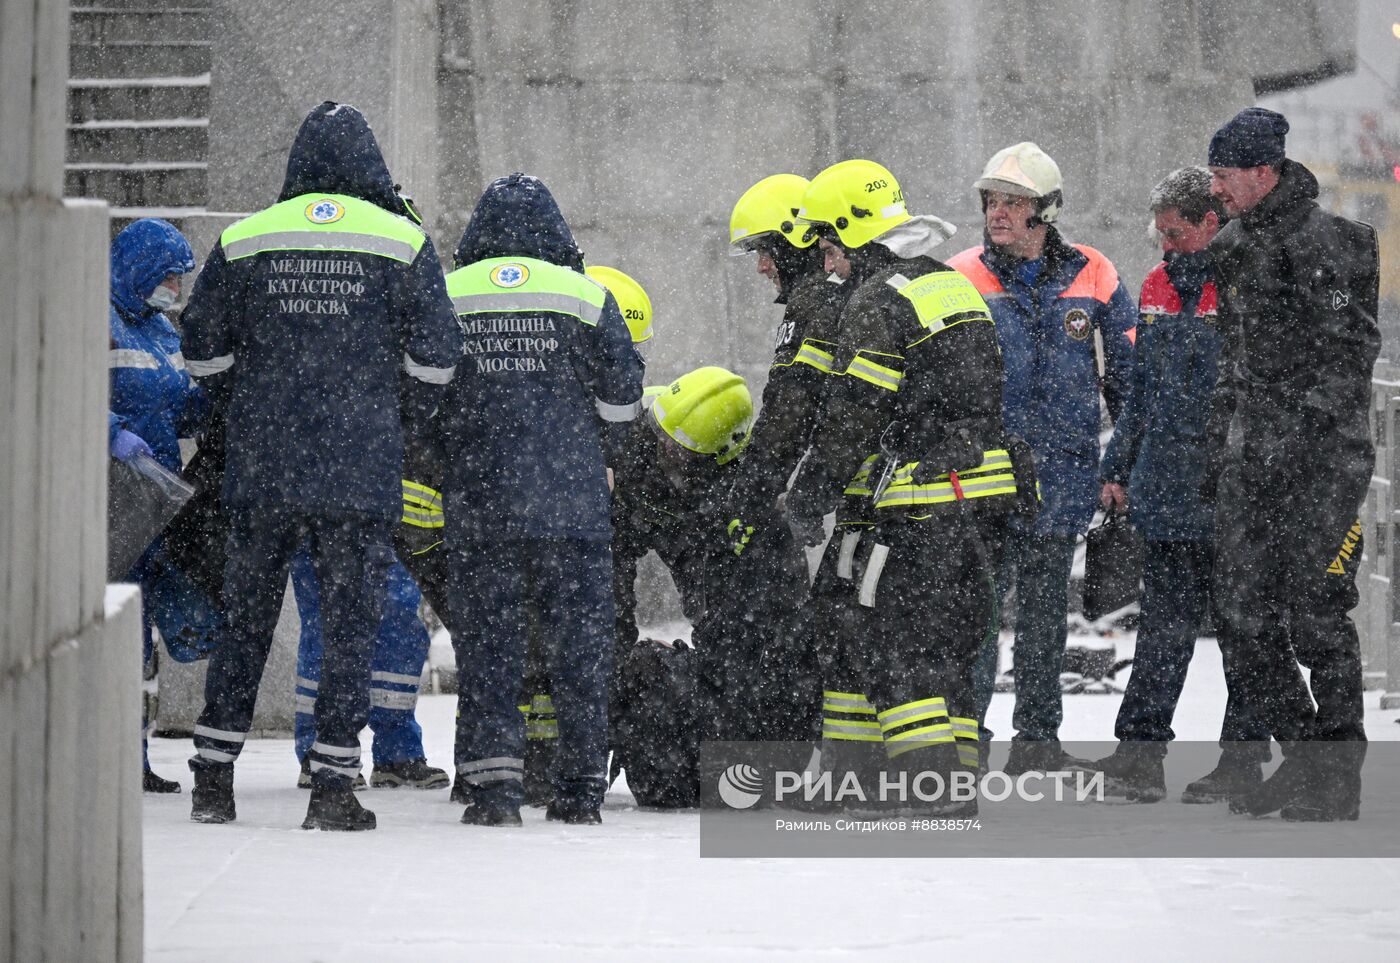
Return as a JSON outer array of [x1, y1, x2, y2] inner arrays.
[[1094, 167, 1270, 802], [438, 173, 644, 827], [947, 142, 1137, 775], [107, 217, 201, 795], [180, 101, 463, 831], [291, 552, 449, 790]]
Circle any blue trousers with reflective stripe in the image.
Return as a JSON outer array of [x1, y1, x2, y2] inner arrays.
[[291, 551, 429, 766], [446, 537, 614, 812], [191, 509, 392, 788]]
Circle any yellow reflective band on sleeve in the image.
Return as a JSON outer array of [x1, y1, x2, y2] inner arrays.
[[791, 339, 836, 374], [844, 351, 904, 392], [874, 449, 1017, 511], [843, 453, 881, 496], [890, 270, 994, 335]]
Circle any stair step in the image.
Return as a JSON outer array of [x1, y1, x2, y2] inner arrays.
[[65, 162, 207, 208], [71, 8, 208, 44], [70, 40, 212, 79], [67, 78, 209, 122], [67, 119, 208, 163]]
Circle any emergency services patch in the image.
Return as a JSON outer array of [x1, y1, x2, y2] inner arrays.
[[1064, 308, 1091, 341], [490, 263, 530, 288], [304, 199, 345, 224]]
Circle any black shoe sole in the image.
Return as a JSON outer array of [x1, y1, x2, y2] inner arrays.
[[301, 815, 377, 831], [191, 809, 235, 824], [370, 773, 451, 790], [1281, 803, 1360, 822]]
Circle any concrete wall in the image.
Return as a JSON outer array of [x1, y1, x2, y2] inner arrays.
[[3, 1, 142, 957], [433, 0, 1352, 391]]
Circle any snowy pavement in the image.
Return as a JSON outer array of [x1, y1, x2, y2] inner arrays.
[[144, 636, 1400, 962]]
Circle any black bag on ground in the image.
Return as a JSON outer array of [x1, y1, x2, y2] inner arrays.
[[610, 639, 700, 808], [107, 453, 195, 580], [1081, 511, 1145, 621]]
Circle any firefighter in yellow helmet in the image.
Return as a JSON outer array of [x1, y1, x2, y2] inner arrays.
[[587, 265, 655, 347], [723, 174, 850, 556], [608, 367, 810, 799], [788, 159, 1030, 813]]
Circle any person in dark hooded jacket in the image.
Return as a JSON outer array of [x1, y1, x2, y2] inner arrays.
[[107, 217, 201, 794], [1204, 108, 1380, 821], [180, 102, 462, 831], [438, 173, 643, 827]]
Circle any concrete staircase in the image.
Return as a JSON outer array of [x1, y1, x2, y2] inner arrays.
[[66, 1, 212, 236]]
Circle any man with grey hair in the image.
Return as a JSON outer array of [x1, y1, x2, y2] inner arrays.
[[1094, 167, 1269, 802]]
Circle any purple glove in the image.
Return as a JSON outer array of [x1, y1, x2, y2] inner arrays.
[[111, 429, 153, 463]]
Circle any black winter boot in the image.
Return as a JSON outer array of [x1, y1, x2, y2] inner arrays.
[[460, 803, 523, 827], [546, 800, 602, 825], [370, 758, 450, 790], [1093, 743, 1166, 803], [1230, 745, 1312, 817], [1281, 742, 1364, 822], [450, 772, 469, 805], [190, 764, 235, 824], [144, 768, 182, 794], [1003, 740, 1095, 776], [302, 785, 377, 831], [1182, 748, 1265, 804]]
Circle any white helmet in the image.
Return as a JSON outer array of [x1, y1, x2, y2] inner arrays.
[[974, 142, 1064, 224]]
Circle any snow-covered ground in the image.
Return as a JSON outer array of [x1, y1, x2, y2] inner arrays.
[[144, 633, 1400, 962]]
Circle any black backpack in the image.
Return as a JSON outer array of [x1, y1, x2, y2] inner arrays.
[[610, 639, 700, 808]]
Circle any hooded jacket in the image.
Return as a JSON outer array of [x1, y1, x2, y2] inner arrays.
[[181, 102, 462, 518], [437, 174, 644, 541], [948, 227, 1138, 535], [108, 217, 203, 472]]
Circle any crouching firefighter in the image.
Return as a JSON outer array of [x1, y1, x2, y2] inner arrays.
[[790, 159, 1028, 813]]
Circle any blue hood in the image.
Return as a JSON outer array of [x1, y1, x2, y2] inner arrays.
[[278, 101, 405, 215], [110, 218, 195, 319], [454, 173, 584, 270]]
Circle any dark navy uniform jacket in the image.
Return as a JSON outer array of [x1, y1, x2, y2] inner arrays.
[[437, 174, 644, 542], [181, 103, 463, 520]]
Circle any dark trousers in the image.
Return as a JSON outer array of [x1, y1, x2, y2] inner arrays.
[[446, 537, 615, 812], [192, 509, 393, 788], [992, 529, 1077, 742], [1114, 538, 1268, 746], [1213, 401, 1371, 750]]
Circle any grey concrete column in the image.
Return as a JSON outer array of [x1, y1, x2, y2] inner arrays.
[[3, 0, 139, 957]]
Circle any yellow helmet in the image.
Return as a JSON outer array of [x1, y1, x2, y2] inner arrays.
[[796, 159, 909, 249], [650, 366, 753, 466], [729, 174, 818, 254], [586, 265, 653, 344]]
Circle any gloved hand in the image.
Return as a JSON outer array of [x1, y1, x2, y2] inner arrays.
[[726, 518, 755, 557], [111, 429, 153, 463]]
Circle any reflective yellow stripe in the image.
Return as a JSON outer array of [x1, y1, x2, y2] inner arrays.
[[790, 339, 836, 373], [822, 721, 886, 742], [844, 352, 904, 392], [843, 454, 880, 496], [877, 697, 949, 732], [401, 510, 444, 529], [823, 700, 876, 716], [875, 449, 1018, 510]]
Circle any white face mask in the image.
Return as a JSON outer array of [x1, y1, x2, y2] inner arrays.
[[146, 283, 180, 311]]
